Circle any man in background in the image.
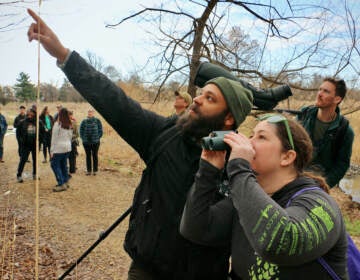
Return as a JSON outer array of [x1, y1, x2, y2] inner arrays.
[[14, 105, 26, 130], [298, 77, 354, 188], [14, 105, 27, 160], [173, 90, 192, 115], [53, 104, 62, 121]]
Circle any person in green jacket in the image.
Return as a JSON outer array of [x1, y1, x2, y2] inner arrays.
[[297, 78, 354, 188]]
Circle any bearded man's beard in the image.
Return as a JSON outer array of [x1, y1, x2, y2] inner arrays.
[[176, 105, 230, 140]]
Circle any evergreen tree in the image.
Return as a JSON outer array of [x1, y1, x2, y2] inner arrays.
[[14, 72, 36, 102]]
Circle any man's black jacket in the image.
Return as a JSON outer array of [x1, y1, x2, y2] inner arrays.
[[16, 117, 44, 148], [62, 51, 230, 280]]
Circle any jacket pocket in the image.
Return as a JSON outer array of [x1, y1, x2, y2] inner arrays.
[[124, 211, 161, 264]]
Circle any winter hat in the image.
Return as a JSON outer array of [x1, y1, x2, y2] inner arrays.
[[206, 77, 253, 127], [174, 90, 192, 106]]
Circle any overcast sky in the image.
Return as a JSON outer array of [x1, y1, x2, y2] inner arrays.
[[0, 0, 159, 86], [1, 0, 360, 88]]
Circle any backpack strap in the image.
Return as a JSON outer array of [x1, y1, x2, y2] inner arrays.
[[145, 124, 181, 167], [285, 186, 322, 207], [331, 116, 349, 160], [317, 258, 341, 280], [297, 106, 313, 123]]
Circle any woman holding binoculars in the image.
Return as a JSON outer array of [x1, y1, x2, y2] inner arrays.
[[181, 115, 348, 280]]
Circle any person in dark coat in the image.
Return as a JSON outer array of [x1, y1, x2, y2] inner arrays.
[[16, 108, 44, 183], [297, 78, 354, 188], [14, 105, 27, 158], [27, 10, 256, 280]]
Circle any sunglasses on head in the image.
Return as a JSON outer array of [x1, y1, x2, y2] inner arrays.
[[257, 114, 295, 150]]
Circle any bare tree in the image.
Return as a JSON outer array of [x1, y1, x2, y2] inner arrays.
[[104, 65, 122, 82], [211, 26, 260, 71], [85, 50, 105, 72], [0, 1, 36, 32], [39, 82, 59, 102], [59, 79, 84, 102], [106, 0, 359, 98], [85, 51, 123, 82]]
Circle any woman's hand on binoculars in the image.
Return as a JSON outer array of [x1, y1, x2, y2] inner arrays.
[[201, 150, 226, 170], [223, 132, 255, 163]]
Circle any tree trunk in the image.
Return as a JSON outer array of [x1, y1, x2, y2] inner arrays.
[[188, 0, 218, 97]]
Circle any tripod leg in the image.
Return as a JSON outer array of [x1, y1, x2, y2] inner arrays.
[[58, 206, 132, 280]]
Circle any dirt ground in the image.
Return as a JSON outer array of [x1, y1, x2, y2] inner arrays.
[[0, 132, 137, 279], [1, 131, 359, 279]]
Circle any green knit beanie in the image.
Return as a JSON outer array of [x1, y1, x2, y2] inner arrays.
[[206, 77, 253, 127]]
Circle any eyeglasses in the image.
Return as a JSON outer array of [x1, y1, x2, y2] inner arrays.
[[257, 114, 295, 150]]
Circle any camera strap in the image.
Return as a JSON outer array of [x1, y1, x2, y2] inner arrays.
[[217, 152, 231, 197]]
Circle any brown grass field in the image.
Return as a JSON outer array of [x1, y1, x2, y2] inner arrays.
[[0, 90, 359, 279]]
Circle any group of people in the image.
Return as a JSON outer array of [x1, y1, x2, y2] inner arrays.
[[26, 9, 354, 280], [11, 103, 103, 192]]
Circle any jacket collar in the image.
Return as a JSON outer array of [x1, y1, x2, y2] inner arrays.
[[308, 106, 342, 130], [271, 176, 320, 207]]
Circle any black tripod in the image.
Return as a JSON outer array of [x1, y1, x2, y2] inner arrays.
[[58, 206, 132, 280]]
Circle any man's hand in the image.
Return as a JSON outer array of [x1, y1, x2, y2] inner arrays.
[[27, 9, 69, 63]]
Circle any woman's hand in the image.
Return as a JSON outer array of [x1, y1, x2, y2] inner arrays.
[[223, 132, 255, 162]]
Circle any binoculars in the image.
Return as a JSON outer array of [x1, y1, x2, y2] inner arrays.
[[194, 62, 292, 110], [201, 131, 234, 151]]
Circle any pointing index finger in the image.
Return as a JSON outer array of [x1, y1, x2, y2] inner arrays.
[[27, 8, 46, 27]]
